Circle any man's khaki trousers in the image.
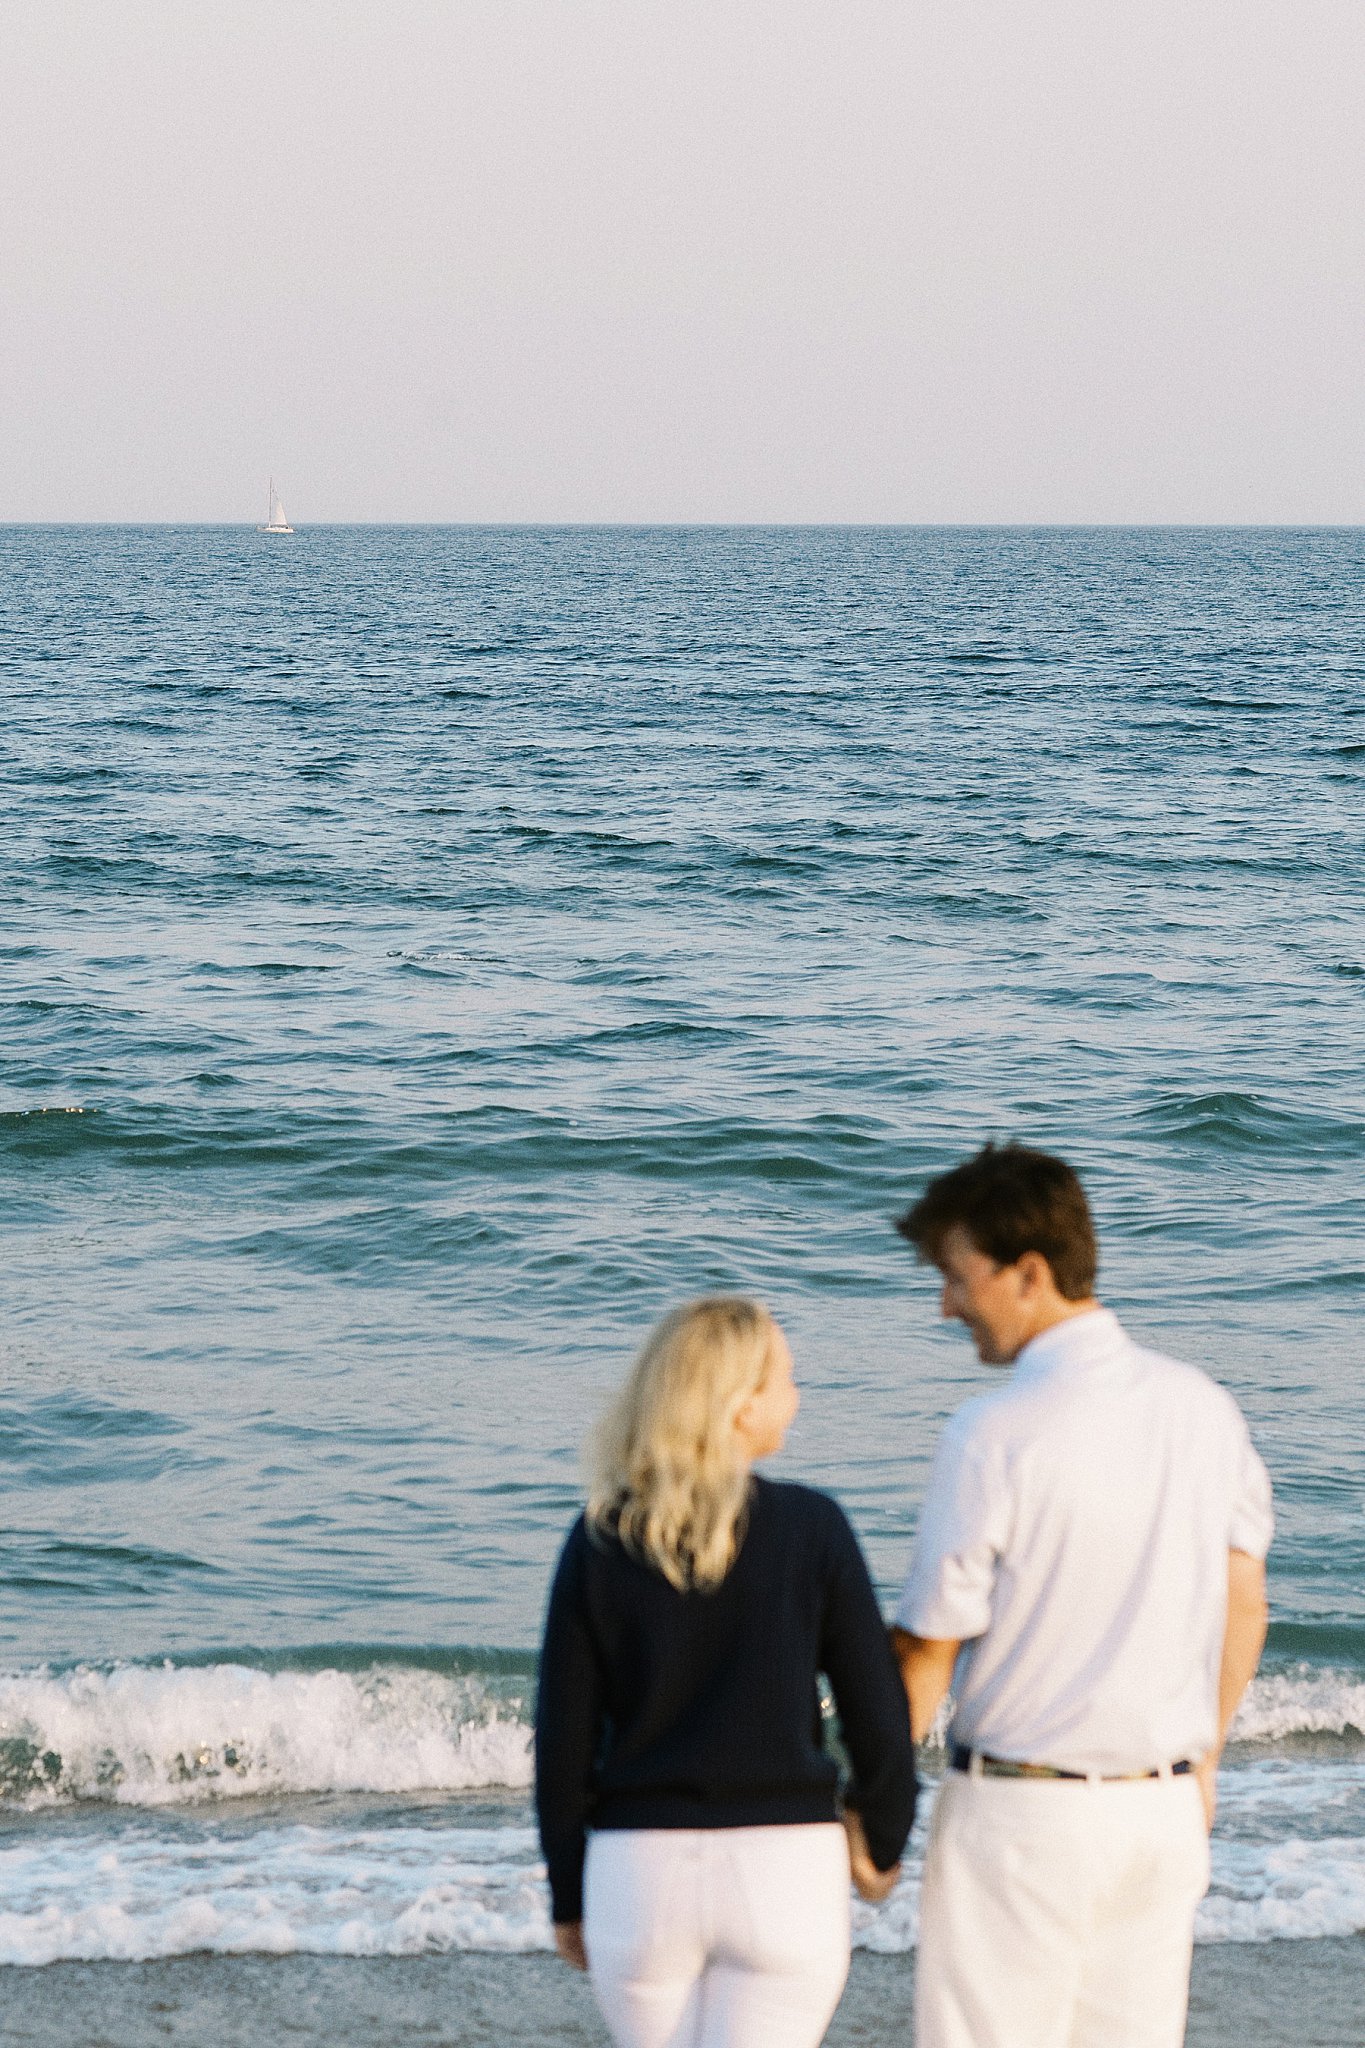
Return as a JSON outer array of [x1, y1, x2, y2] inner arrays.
[[917, 1768, 1211, 2048]]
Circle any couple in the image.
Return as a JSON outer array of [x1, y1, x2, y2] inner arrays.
[[535, 1144, 1273, 2048]]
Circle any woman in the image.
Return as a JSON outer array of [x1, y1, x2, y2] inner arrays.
[[535, 1296, 917, 2048]]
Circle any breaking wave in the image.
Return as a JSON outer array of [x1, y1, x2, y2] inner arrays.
[[2, 1655, 1360, 1812], [0, 1658, 532, 1808], [1232, 1666, 1365, 1745]]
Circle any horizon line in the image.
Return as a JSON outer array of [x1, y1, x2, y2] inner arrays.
[[4, 518, 1365, 532]]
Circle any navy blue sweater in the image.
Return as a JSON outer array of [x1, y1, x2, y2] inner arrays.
[[534, 1477, 918, 1922]]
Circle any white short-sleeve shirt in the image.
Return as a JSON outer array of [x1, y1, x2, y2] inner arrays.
[[896, 1308, 1273, 1774]]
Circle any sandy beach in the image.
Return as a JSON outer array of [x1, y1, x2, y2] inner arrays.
[[2, 1943, 1362, 2047]]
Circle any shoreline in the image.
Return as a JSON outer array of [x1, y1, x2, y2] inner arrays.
[[2, 1942, 1362, 2047]]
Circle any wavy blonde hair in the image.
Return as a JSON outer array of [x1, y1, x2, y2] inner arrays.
[[588, 1296, 778, 1592]]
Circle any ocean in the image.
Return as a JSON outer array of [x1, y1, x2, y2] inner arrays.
[[1, 527, 1362, 2026]]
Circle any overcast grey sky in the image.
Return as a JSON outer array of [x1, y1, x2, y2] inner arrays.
[[2, 1, 1362, 522]]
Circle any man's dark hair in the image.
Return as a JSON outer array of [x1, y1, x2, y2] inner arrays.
[[895, 1142, 1098, 1301]]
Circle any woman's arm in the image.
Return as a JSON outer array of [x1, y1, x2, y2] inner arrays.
[[818, 1501, 919, 1881], [534, 1521, 607, 1951]]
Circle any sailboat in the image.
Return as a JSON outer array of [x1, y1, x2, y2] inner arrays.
[[257, 479, 294, 534]]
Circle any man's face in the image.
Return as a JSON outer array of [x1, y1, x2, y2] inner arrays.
[[934, 1225, 1040, 1365]]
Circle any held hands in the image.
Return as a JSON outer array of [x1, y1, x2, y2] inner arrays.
[[843, 1808, 901, 1905], [554, 1920, 589, 1971], [1195, 1752, 1219, 1833]]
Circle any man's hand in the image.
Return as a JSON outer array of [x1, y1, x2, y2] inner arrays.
[[554, 1920, 588, 1971], [1194, 1752, 1219, 1832], [843, 1809, 901, 1904]]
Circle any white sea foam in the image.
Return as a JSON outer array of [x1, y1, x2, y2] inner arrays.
[[1198, 1835, 1365, 1942], [3, 1774, 1365, 1965], [0, 1662, 532, 1807], [1231, 1666, 1365, 1743], [0, 1823, 551, 1967], [1, 1657, 1359, 1813]]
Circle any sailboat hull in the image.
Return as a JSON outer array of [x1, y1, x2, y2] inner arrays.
[[257, 523, 294, 534]]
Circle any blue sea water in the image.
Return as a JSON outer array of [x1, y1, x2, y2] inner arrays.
[[1, 524, 1362, 1964]]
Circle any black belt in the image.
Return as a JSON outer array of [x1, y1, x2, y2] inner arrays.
[[950, 1745, 1194, 1783]]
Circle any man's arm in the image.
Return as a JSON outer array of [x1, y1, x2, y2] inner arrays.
[[890, 1627, 962, 1744], [1196, 1547, 1269, 1830]]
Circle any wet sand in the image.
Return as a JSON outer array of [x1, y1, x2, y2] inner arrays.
[[1, 1942, 1361, 2047]]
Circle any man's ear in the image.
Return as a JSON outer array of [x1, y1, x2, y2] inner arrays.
[[1015, 1249, 1056, 1297]]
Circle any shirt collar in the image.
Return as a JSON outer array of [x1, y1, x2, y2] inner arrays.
[[1011, 1306, 1125, 1384]]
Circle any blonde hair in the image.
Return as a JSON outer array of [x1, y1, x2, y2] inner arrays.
[[588, 1296, 778, 1592]]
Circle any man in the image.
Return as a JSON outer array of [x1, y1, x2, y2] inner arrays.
[[892, 1143, 1271, 2048]]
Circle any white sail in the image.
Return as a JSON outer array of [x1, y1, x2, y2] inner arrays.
[[258, 479, 294, 532]]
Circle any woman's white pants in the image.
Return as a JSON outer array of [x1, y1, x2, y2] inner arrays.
[[583, 1823, 852, 2048]]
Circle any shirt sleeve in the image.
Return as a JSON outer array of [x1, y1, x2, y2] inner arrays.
[[534, 1519, 606, 1924], [1228, 1417, 1274, 1560], [894, 1407, 1010, 1641], [817, 1500, 918, 1872]]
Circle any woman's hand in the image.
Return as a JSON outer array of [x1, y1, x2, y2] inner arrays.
[[843, 1809, 901, 1904], [554, 1920, 588, 1970]]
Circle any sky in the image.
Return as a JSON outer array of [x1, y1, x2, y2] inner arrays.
[[1, 1, 1362, 523]]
